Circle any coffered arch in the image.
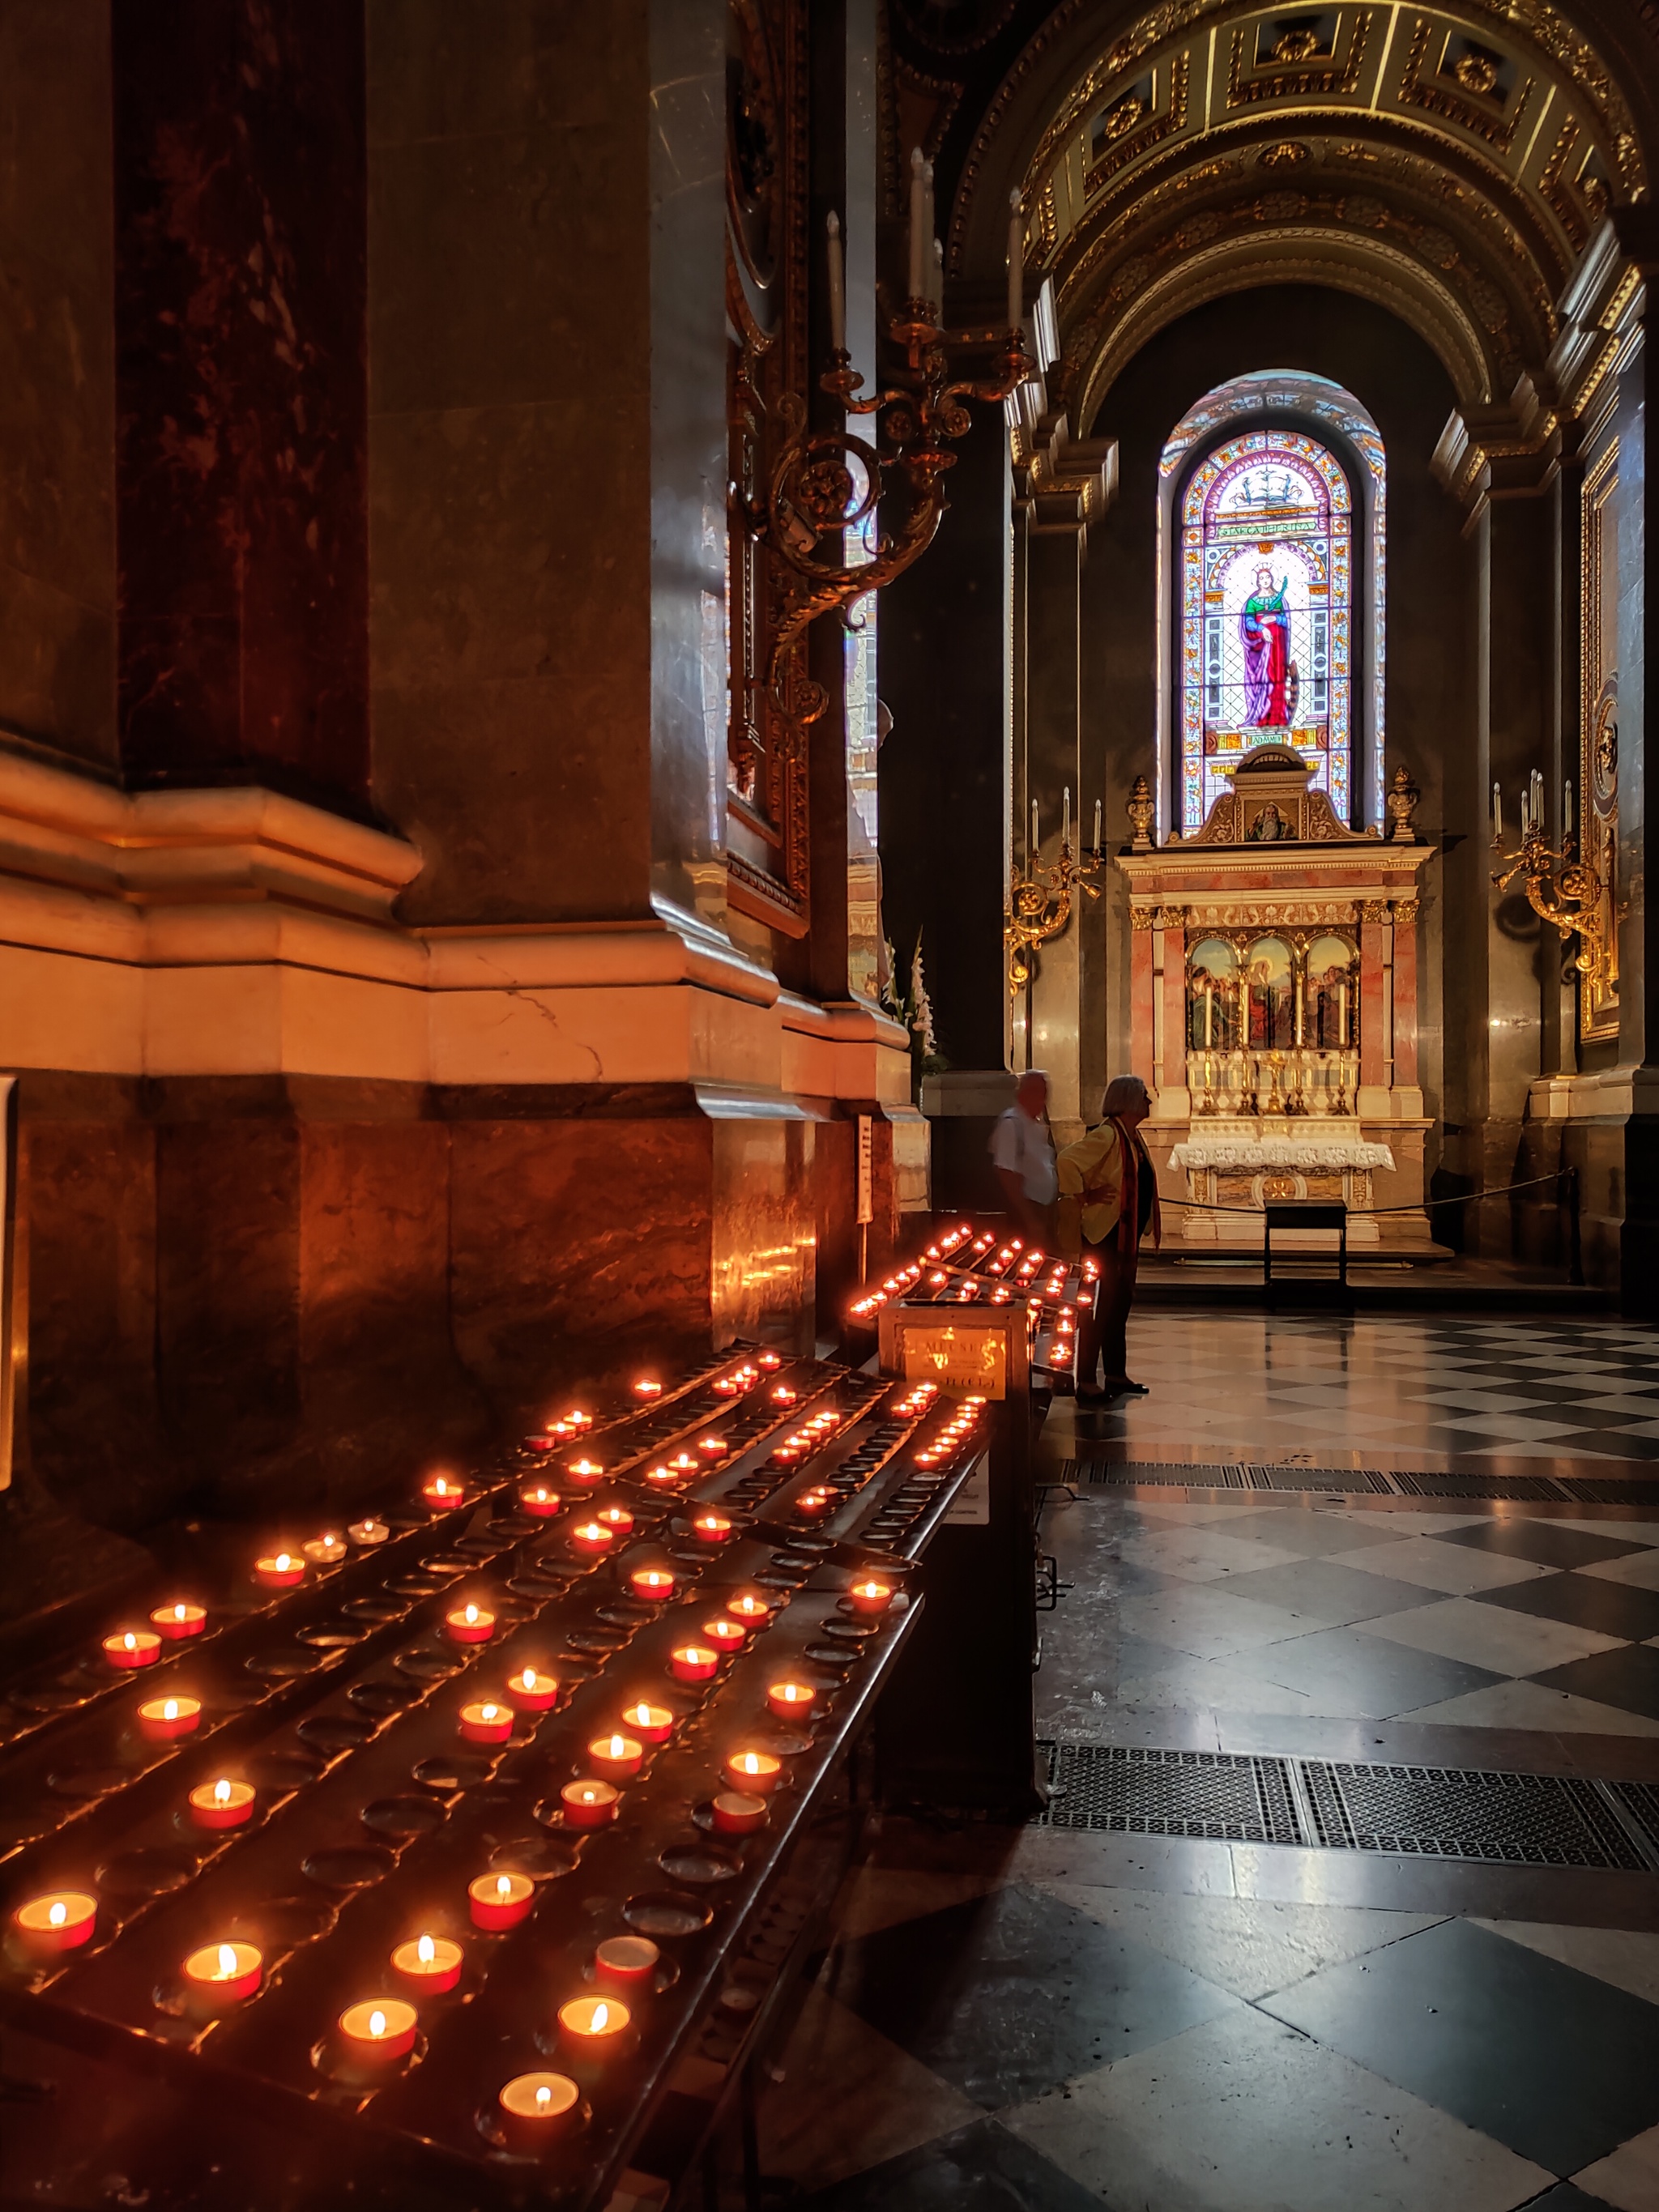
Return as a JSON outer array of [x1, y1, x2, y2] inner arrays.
[[947, 0, 1649, 424]]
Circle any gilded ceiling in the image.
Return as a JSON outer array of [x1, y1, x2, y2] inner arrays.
[[939, 1, 1648, 421]]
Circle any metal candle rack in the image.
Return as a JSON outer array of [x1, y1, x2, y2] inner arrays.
[[0, 1343, 996, 2210]]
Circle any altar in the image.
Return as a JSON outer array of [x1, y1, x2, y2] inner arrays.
[[1117, 746, 1439, 1250]]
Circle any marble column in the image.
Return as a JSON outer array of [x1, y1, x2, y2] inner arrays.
[[1021, 521, 1085, 1134]]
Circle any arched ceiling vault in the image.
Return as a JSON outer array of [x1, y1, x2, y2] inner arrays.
[[945, 0, 1649, 433]]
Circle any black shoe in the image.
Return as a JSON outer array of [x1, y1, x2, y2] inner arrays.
[[1101, 1377, 1149, 1397]]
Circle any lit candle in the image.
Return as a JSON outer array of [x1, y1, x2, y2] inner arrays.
[[671, 1644, 720, 1684], [1094, 796, 1102, 852], [595, 1506, 634, 1537], [104, 1628, 160, 1670], [302, 1532, 348, 1565], [138, 1694, 201, 1742], [189, 1777, 254, 1830], [690, 1511, 733, 1546], [907, 146, 926, 299], [643, 1464, 684, 1490], [519, 1483, 561, 1519], [564, 1409, 593, 1430], [468, 1872, 535, 1931], [183, 1940, 262, 2005], [594, 1936, 659, 2003], [758, 1353, 782, 1370], [348, 1517, 390, 1546], [446, 1602, 496, 1646], [254, 1551, 305, 1590], [422, 1473, 464, 1509], [766, 1681, 817, 1723], [570, 1519, 614, 1557], [712, 1792, 768, 1837], [339, 1998, 417, 2062], [391, 1932, 463, 1994], [697, 1435, 728, 1458], [632, 1379, 663, 1400], [557, 1994, 630, 2060], [848, 1578, 893, 1617], [458, 1699, 514, 1745], [510, 1666, 559, 1711], [12, 1891, 96, 1953], [622, 1701, 673, 1745], [794, 1490, 834, 1520], [770, 1383, 797, 1404], [827, 209, 846, 353], [723, 1750, 783, 1797], [150, 1602, 206, 1642], [565, 1457, 604, 1488], [560, 1778, 621, 1830], [585, 1733, 644, 1784], [725, 1592, 773, 1630], [497, 2070, 580, 2148], [702, 1617, 746, 1655], [1007, 185, 1023, 331], [629, 1566, 676, 1603]]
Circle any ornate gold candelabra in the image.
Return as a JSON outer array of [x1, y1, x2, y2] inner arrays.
[[1493, 772, 1614, 998], [745, 304, 1034, 738], [1005, 830, 1103, 997]]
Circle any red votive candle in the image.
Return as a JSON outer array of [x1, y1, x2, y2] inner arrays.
[[723, 1750, 782, 1797], [629, 1566, 676, 1603], [795, 1490, 834, 1520], [689, 1512, 733, 1547], [725, 1592, 773, 1630], [633, 1379, 663, 1400], [183, 1940, 262, 2005], [391, 1933, 463, 1994], [712, 1792, 767, 1836], [190, 1778, 254, 1830], [586, 1734, 644, 1784], [151, 1602, 207, 1642], [643, 1464, 684, 1490], [560, 1779, 621, 1830], [469, 1873, 535, 1931], [564, 1409, 594, 1431], [557, 1994, 630, 2058], [621, 1701, 673, 1745], [595, 1506, 633, 1538], [510, 1666, 559, 1711], [565, 1457, 605, 1488], [594, 1936, 659, 1995], [446, 1602, 496, 1645], [458, 1699, 514, 1744], [138, 1694, 201, 1742], [104, 1629, 160, 1670], [422, 1474, 465, 1509], [766, 1681, 816, 1723], [498, 2070, 580, 2148], [12, 1891, 96, 1953], [848, 1577, 893, 1617], [759, 1353, 782, 1370], [519, 1483, 561, 1519], [770, 1384, 798, 1404], [702, 1618, 745, 1656], [570, 1520, 614, 1558], [254, 1551, 305, 1589], [339, 1999, 416, 2061], [672, 1644, 719, 1684]]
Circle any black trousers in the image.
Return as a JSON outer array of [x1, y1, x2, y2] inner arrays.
[[1077, 1242, 1138, 1387]]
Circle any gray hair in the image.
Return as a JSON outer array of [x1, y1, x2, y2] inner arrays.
[[1100, 1074, 1149, 1117]]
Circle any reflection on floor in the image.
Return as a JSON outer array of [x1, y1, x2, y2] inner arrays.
[[757, 1311, 1659, 2210]]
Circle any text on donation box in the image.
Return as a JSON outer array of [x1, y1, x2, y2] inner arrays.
[[895, 1323, 1007, 1399]]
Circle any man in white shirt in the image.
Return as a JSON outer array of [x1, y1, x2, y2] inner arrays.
[[990, 1068, 1058, 1242]]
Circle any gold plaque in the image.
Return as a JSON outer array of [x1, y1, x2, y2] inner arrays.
[[896, 1323, 1007, 1399]]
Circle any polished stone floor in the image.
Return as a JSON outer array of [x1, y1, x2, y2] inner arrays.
[[756, 1311, 1659, 2210]]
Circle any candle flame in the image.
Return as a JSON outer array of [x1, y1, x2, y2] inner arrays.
[[174, 1604, 187, 1620], [217, 1945, 237, 1979], [482, 1703, 499, 1721], [123, 1633, 136, 1649], [535, 2083, 551, 2110], [275, 1553, 292, 1571], [496, 1875, 513, 1899], [214, 1779, 231, 1804], [606, 1736, 625, 1757], [433, 1478, 449, 1495], [521, 1669, 536, 1690], [592, 2003, 610, 2031], [464, 1603, 479, 1623], [369, 2009, 387, 2038], [417, 1933, 435, 1964], [163, 1698, 178, 1720], [740, 1754, 760, 1774], [49, 1901, 66, 1927]]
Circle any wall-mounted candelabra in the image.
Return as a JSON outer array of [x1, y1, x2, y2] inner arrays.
[[1005, 790, 1103, 997], [1492, 769, 1614, 1002], [744, 156, 1033, 739]]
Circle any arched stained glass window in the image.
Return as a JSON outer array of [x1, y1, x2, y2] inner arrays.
[[1158, 373, 1385, 837]]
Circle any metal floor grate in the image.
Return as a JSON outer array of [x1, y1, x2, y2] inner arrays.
[[1038, 1742, 1300, 1844], [1035, 1741, 1659, 1869], [1065, 1460, 1659, 1505]]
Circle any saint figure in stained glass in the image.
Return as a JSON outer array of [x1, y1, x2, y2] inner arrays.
[[1241, 566, 1293, 727]]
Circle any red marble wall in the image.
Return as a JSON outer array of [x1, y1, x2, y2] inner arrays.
[[112, 0, 369, 807]]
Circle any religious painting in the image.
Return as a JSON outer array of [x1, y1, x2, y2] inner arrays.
[[1179, 429, 1353, 830], [1579, 436, 1620, 1042]]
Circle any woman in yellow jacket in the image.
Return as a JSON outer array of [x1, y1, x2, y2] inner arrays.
[[1056, 1074, 1161, 1404]]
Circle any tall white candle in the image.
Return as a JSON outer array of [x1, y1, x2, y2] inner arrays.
[[1093, 797, 1102, 850], [907, 149, 926, 300], [825, 211, 845, 354], [1564, 779, 1574, 836], [1062, 786, 1070, 847], [1030, 798, 1038, 856], [1492, 780, 1502, 843], [1007, 188, 1023, 332]]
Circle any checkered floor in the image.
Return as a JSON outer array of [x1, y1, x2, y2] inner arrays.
[[1059, 1311, 1659, 1463]]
